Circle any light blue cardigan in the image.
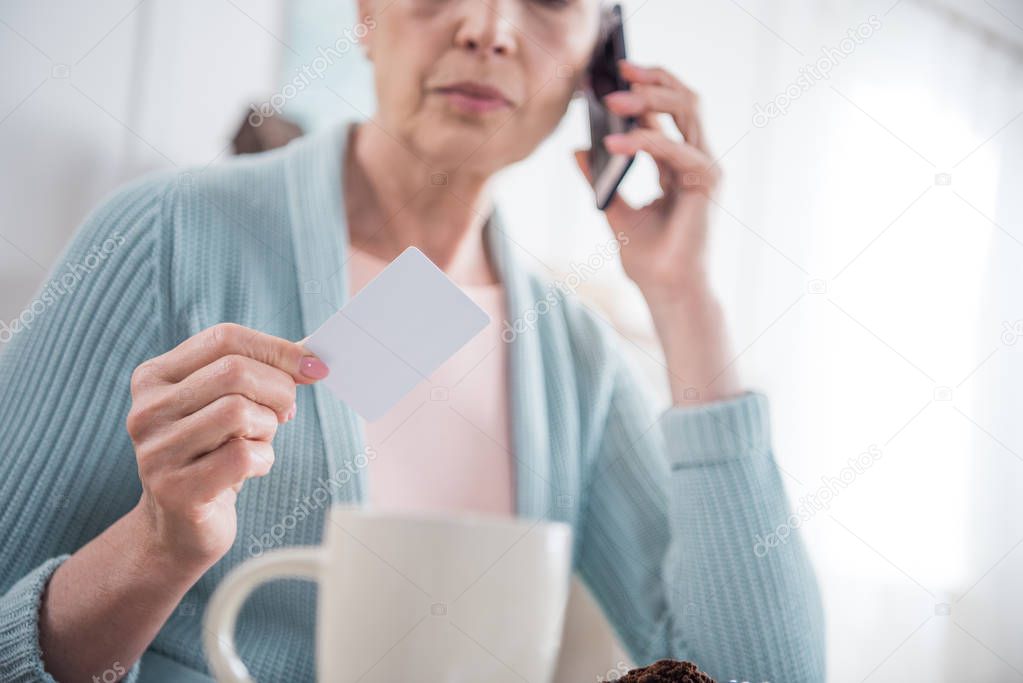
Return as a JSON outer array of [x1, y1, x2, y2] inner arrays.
[[0, 119, 825, 682]]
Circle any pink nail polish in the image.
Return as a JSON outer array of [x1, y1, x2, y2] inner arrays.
[[300, 356, 329, 380], [285, 403, 297, 422]]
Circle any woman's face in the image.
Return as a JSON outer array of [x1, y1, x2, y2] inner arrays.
[[357, 0, 602, 175]]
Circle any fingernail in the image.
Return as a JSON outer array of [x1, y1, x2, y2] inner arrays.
[[300, 356, 329, 380], [285, 402, 297, 422]]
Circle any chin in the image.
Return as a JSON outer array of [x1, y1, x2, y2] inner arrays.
[[412, 117, 512, 171]]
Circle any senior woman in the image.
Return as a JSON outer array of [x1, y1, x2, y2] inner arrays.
[[0, 0, 825, 681]]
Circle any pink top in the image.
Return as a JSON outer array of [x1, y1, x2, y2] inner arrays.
[[347, 244, 515, 517]]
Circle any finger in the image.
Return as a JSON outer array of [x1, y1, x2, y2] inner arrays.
[[149, 322, 329, 385], [171, 355, 297, 422], [181, 439, 275, 503], [617, 60, 707, 153], [620, 108, 683, 197], [145, 394, 279, 466], [604, 83, 704, 151], [616, 59, 680, 88], [603, 129, 719, 192]]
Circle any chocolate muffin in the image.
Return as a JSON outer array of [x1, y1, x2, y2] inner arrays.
[[615, 659, 716, 683]]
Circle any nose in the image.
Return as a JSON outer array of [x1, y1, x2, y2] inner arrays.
[[453, 0, 517, 58]]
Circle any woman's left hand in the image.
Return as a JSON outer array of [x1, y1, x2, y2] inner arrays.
[[574, 60, 742, 404], [574, 59, 719, 304]]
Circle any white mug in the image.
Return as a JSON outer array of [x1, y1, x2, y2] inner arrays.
[[204, 506, 573, 683]]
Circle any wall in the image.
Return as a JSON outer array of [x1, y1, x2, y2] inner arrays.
[[1, 0, 283, 323]]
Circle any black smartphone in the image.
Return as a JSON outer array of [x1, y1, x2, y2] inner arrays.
[[585, 4, 636, 211]]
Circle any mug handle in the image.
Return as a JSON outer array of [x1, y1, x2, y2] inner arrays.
[[203, 547, 323, 683]]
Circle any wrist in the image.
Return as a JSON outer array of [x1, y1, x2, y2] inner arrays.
[[644, 282, 724, 337], [640, 279, 744, 404], [639, 273, 716, 314], [125, 501, 212, 588]]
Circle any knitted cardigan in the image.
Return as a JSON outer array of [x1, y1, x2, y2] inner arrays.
[[0, 119, 825, 682]]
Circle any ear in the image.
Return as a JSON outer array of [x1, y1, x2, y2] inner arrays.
[[356, 0, 376, 60]]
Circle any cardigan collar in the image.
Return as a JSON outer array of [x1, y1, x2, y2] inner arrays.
[[283, 118, 551, 520]]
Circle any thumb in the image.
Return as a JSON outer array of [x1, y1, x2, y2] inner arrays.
[[573, 149, 592, 184], [575, 147, 635, 224]]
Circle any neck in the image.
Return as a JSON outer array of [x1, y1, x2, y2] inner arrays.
[[343, 119, 499, 286]]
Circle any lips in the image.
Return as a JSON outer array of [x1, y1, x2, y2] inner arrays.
[[434, 81, 513, 113]]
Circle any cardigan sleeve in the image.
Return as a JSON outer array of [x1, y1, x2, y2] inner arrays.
[[0, 174, 174, 682], [575, 357, 827, 682]]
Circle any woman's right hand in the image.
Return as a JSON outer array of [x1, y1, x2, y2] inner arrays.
[[125, 322, 329, 575]]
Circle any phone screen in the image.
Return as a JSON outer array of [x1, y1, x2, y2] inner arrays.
[[586, 4, 635, 210]]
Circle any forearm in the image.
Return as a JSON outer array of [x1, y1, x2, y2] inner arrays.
[[661, 396, 827, 681], [670, 455, 825, 681], [644, 281, 742, 405], [39, 504, 203, 683]]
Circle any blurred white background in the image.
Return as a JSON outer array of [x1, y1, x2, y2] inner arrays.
[[2, 1, 1022, 681]]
